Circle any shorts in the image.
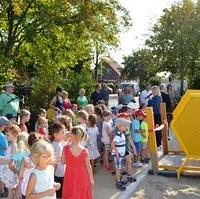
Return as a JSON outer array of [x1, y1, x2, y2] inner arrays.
[[54, 176, 64, 198], [114, 156, 125, 169], [103, 143, 111, 151], [142, 142, 148, 149], [134, 142, 141, 154]]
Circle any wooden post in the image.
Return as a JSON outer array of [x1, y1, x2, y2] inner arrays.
[[145, 107, 158, 174], [160, 103, 169, 155]]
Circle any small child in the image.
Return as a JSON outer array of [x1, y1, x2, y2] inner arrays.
[[26, 140, 60, 199], [61, 127, 93, 199], [112, 118, 131, 191], [87, 114, 100, 170], [50, 123, 68, 199], [139, 110, 149, 163], [71, 104, 78, 114], [84, 104, 94, 114], [131, 110, 143, 167], [19, 132, 39, 199], [0, 116, 10, 197], [19, 109, 31, 132], [77, 110, 88, 132], [0, 124, 20, 199], [63, 91, 71, 110], [101, 110, 112, 170], [35, 108, 47, 131], [36, 117, 48, 136]]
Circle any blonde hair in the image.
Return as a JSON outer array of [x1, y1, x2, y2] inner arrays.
[[79, 88, 85, 96], [84, 104, 94, 114], [4, 124, 21, 138], [77, 110, 88, 121], [71, 126, 88, 142], [17, 132, 29, 152], [20, 109, 31, 118], [31, 140, 54, 164], [151, 86, 161, 96]]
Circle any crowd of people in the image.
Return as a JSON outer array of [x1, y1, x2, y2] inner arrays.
[[0, 81, 178, 199]]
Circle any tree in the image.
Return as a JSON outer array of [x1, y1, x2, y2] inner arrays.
[[0, 0, 131, 108], [122, 49, 158, 88], [146, 0, 200, 95]]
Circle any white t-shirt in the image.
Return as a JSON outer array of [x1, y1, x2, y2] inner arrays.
[[52, 141, 67, 177], [112, 132, 126, 157], [140, 90, 152, 106]]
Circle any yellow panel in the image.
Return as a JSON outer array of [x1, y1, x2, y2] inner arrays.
[[171, 90, 200, 156]]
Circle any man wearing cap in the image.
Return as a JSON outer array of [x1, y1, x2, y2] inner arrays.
[[0, 82, 19, 118]]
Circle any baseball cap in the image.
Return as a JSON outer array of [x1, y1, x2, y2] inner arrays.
[[127, 102, 136, 110], [0, 116, 11, 126], [135, 110, 146, 117], [117, 112, 131, 119]]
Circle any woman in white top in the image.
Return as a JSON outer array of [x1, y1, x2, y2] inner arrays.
[[26, 140, 60, 199]]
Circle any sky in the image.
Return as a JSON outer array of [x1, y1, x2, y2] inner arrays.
[[111, 0, 176, 64]]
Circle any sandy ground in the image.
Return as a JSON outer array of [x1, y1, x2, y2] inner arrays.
[[131, 175, 200, 199]]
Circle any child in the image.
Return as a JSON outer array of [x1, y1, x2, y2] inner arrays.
[[19, 132, 39, 199], [36, 117, 48, 136], [0, 116, 10, 197], [26, 140, 60, 199], [87, 114, 100, 170], [112, 118, 131, 191], [35, 108, 47, 131], [63, 91, 71, 110], [19, 109, 31, 132], [10, 133, 30, 199], [77, 110, 88, 132], [71, 104, 78, 114], [61, 127, 93, 199], [132, 110, 143, 167], [56, 115, 72, 133], [84, 104, 94, 114], [0, 124, 20, 199], [50, 123, 68, 199], [101, 110, 112, 170], [139, 110, 149, 163]]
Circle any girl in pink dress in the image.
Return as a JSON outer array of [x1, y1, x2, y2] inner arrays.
[[61, 127, 93, 199]]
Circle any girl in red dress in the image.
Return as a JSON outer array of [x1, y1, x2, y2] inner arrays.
[[61, 127, 93, 199]]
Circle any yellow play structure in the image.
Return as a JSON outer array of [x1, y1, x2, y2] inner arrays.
[[146, 90, 200, 179]]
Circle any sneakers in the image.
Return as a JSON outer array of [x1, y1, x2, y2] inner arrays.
[[132, 162, 143, 167], [127, 176, 136, 183], [141, 158, 150, 164], [116, 181, 126, 191]]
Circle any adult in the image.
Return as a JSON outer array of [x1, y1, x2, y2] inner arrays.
[[160, 83, 171, 114], [77, 88, 88, 107], [90, 83, 103, 106], [139, 83, 152, 106], [118, 86, 134, 105], [0, 82, 20, 119], [167, 84, 177, 111], [49, 86, 64, 114], [148, 86, 162, 147], [101, 83, 112, 106]]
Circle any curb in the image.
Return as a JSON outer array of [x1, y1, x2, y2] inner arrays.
[[119, 165, 151, 199]]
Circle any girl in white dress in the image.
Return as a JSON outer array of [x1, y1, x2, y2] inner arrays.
[[87, 114, 100, 170], [26, 140, 60, 199]]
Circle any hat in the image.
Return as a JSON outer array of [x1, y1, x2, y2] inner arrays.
[[117, 104, 123, 110], [4, 82, 14, 88], [117, 112, 131, 119], [127, 102, 136, 110], [135, 110, 146, 117], [0, 116, 11, 126], [115, 117, 131, 126]]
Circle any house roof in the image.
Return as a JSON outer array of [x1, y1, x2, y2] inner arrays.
[[102, 59, 122, 76]]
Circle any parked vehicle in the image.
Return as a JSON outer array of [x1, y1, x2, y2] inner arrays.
[[117, 81, 140, 95]]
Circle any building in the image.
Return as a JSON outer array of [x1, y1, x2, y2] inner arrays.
[[97, 58, 122, 83]]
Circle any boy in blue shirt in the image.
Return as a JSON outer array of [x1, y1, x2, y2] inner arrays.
[[131, 111, 143, 167]]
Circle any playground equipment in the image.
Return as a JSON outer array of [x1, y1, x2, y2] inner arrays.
[[146, 90, 200, 179]]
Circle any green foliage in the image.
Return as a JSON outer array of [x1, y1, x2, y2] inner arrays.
[[146, 0, 200, 94], [0, 0, 131, 109], [122, 49, 158, 88]]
